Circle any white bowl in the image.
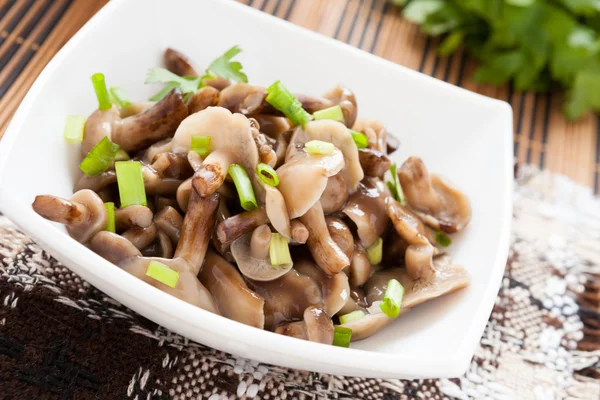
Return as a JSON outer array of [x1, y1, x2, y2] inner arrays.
[[0, 0, 512, 378]]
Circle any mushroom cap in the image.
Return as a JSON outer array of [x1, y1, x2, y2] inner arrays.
[[199, 252, 265, 329], [398, 157, 471, 233], [340, 310, 393, 342], [277, 147, 344, 219], [342, 177, 390, 248], [218, 83, 266, 114], [349, 246, 372, 287], [164, 47, 198, 76], [325, 217, 354, 261], [88, 231, 142, 265], [187, 86, 220, 114], [254, 176, 291, 239], [230, 232, 293, 281], [274, 321, 308, 340], [295, 259, 350, 317], [250, 115, 291, 138], [358, 148, 391, 178], [81, 106, 119, 156], [320, 174, 349, 214], [303, 306, 334, 344], [385, 196, 431, 246], [290, 120, 363, 192], [67, 189, 108, 243], [115, 205, 154, 231]]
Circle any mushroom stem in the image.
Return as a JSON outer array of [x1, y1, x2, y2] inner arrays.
[[192, 151, 230, 197], [142, 166, 183, 196], [250, 225, 272, 259], [33, 195, 89, 226], [153, 206, 183, 245], [74, 170, 116, 192], [216, 207, 269, 244], [187, 86, 220, 114], [290, 220, 309, 244], [88, 231, 142, 265], [115, 205, 153, 231], [173, 190, 219, 273], [300, 202, 350, 275], [150, 152, 194, 179], [358, 148, 391, 178], [122, 224, 159, 250]]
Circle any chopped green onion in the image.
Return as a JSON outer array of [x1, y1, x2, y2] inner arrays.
[[305, 140, 334, 155], [104, 202, 115, 233], [91, 73, 112, 111], [148, 82, 179, 102], [228, 164, 257, 211], [265, 80, 312, 127], [386, 163, 406, 205], [313, 105, 344, 122], [256, 163, 279, 187], [269, 232, 292, 266], [349, 130, 368, 149], [146, 260, 180, 288], [366, 237, 383, 265], [109, 87, 132, 108], [379, 279, 404, 319], [435, 231, 452, 247], [115, 161, 147, 207], [333, 326, 352, 347], [339, 310, 365, 324], [191, 135, 211, 157], [63, 115, 87, 144], [79, 136, 120, 177], [114, 149, 130, 161]]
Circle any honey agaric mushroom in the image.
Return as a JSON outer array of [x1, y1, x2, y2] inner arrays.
[[320, 174, 349, 214], [142, 230, 174, 259], [249, 115, 291, 138], [153, 206, 183, 245], [164, 47, 198, 77], [114, 205, 153, 231], [216, 207, 269, 245], [171, 107, 259, 197], [275, 306, 334, 344], [82, 89, 188, 155], [325, 217, 354, 260], [230, 229, 293, 281], [187, 86, 220, 114], [290, 220, 309, 244], [323, 85, 358, 128], [358, 148, 391, 178], [218, 83, 267, 114], [122, 224, 158, 250], [199, 252, 265, 329], [150, 152, 194, 180], [295, 259, 350, 316], [398, 157, 471, 233], [32, 189, 107, 243], [349, 245, 372, 287]]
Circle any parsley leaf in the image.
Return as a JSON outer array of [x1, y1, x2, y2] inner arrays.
[[145, 68, 201, 95], [392, 0, 600, 120], [207, 45, 248, 83]]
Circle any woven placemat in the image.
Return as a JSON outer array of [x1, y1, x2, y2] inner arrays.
[[0, 0, 599, 192]]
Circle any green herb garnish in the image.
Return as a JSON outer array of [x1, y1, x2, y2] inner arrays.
[[386, 163, 405, 205]]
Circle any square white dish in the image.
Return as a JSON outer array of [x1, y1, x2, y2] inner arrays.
[[0, 0, 512, 378]]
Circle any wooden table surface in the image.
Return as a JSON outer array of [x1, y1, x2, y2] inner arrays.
[[1, 0, 598, 193]]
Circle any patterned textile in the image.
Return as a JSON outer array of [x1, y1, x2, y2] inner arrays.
[[0, 168, 599, 399]]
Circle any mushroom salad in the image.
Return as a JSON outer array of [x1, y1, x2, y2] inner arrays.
[[32, 46, 472, 347]]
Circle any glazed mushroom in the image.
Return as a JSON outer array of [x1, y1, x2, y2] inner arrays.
[[199, 252, 265, 328], [254, 175, 291, 239], [288, 120, 363, 192], [187, 86, 220, 114], [247, 268, 322, 330], [277, 146, 345, 219], [349, 245, 372, 287], [275, 306, 334, 344], [398, 157, 471, 233], [300, 202, 350, 275], [290, 220, 309, 244], [153, 206, 183, 245], [295, 259, 350, 316], [164, 47, 198, 77], [88, 230, 141, 264], [114, 205, 153, 231], [216, 207, 269, 245], [218, 83, 267, 114], [230, 228, 293, 281], [171, 107, 259, 197], [82, 89, 188, 155], [154, 196, 179, 213], [141, 230, 174, 258], [386, 197, 437, 280], [122, 224, 158, 250], [342, 177, 390, 248], [358, 148, 391, 178], [320, 174, 349, 214], [325, 217, 354, 260], [352, 119, 387, 154], [322, 85, 358, 128], [337, 288, 367, 316], [249, 115, 291, 138], [32, 189, 107, 243], [273, 130, 292, 167], [150, 152, 194, 180], [142, 139, 173, 163]]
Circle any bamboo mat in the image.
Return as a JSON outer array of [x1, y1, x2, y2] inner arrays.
[[0, 0, 599, 193]]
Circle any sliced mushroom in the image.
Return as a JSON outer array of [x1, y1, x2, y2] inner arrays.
[[32, 190, 107, 243], [154, 206, 183, 245], [172, 107, 259, 197], [142, 230, 174, 258], [115, 205, 153, 231], [122, 224, 158, 250], [173, 190, 219, 274], [295, 259, 350, 316], [82, 89, 188, 155], [187, 86, 220, 114], [199, 252, 265, 328], [230, 231, 292, 281], [386, 197, 437, 279], [320, 174, 349, 214], [300, 202, 350, 275], [323, 85, 357, 128], [249, 115, 291, 138], [164, 47, 198, 76], [247, 269, 322, 330], [290, 220, 309, 244], [398, 157, 471, 233], [277, 147, 345, 219], [275, 307, 334, 344], [358, 148, 391, 178], [349, 245, 372, 287], [325, 217, 354, 260], [342, 177, 390, 248], [150, 152, 194, 179], [288, 120, 363, 192], [216, 207, 269, 245], [218, 83, 267, 114]]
